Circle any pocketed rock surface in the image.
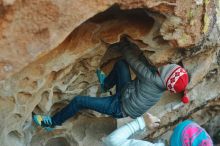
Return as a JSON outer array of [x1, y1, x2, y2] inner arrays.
[[0, 0, 219, 146]]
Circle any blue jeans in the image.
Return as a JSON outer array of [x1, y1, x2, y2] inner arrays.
[[52, 60, 131, 126]]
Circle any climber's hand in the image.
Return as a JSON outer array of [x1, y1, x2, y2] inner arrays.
[[120, 36, 143, 56], [143, 113, 160, 130], [108, 41, 123, 52]]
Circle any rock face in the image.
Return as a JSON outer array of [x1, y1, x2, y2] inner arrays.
[[0, 0, 219, 146]]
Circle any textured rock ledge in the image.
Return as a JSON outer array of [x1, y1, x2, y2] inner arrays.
[[0, 0, 214, 80], [0, 0, 219, 146]]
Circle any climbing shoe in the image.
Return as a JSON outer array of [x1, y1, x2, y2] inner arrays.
[[33, 115, 54, 131], [96, 69, 107, 93]]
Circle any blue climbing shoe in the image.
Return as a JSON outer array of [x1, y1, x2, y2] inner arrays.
[[33, 115, 54, 131], [96, 69, 106, 93]]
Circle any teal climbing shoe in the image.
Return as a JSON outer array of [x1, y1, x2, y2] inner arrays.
[[33, 115, 54, 131], [96, 69, 106, 93]]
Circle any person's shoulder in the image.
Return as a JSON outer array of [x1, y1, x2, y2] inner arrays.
[[152, 74, 166, 90]]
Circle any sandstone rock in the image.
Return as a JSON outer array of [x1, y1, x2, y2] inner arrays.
[[0, 0, 219, 146], [0, 0, 215, 80]]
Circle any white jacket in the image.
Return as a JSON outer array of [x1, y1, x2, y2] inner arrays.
[[103, 117, 165, 146]]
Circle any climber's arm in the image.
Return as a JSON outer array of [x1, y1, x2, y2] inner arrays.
[[103, 115, 164, 146], [120, 39, 157, 79]]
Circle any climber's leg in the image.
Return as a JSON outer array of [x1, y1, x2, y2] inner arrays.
[[104, 59, 131, 93], [51, 94, 123, 126]]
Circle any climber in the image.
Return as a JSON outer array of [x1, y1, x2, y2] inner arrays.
[[103, 114, 213, 146], [33, 36, 190, 130]]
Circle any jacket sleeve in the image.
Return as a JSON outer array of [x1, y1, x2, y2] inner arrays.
[[104, 117, 145, 146], [122, 48, 155, 80], [103, 117, 159, 146]]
